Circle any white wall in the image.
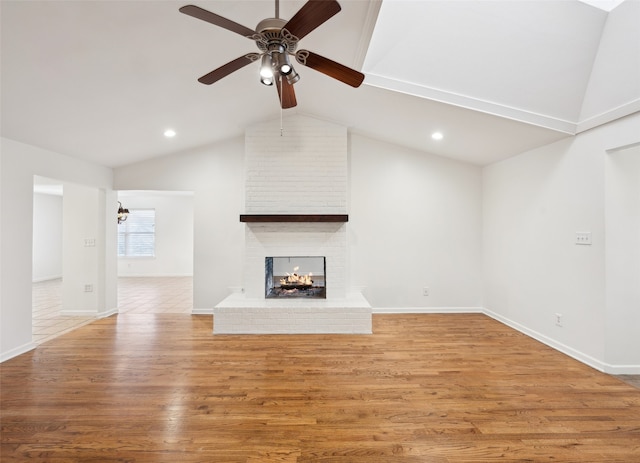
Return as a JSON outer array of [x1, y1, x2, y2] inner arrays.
[[32, 192, 63, 281], [62, 183, 103, 315], [483, 112, 640, 372], [349, 134, 483, 309], [1, 137, 116, 361], [605, 143, 640, 368], [114, 137, 245, 310], [114, 118, 484, 311], [117, 192, 194, 277]]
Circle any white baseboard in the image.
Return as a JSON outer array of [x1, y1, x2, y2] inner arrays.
[[32, 275, 62, 283], [60, 309, 97, 316], [192, 308, 213, 315], [482, 308, 606, 371], [1, 341, 37, 363], [372, 306, 640, 374], [3, 304, 638, 374], [482, 307, 640, 375], [98, 308, 118, 318], [602, 364, 640, 375], [117, 274, 194, 278], [58, 309, 116, 318], [373, 307, 483, 314]]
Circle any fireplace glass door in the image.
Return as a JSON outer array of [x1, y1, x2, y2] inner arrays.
[[265, 256, 326, 298]]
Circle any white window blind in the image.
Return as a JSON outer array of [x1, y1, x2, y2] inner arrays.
[[118, 209, 155, 257]]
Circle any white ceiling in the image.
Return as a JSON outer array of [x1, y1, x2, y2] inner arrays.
[[1, 0, 637, 168]]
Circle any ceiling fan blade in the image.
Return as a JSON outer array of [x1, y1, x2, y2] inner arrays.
[[283, 0, 341, 40], [276, 77, 297, 109], [295, 50, 364, 88], [179, 5, 256, 38], [198, 54, 259, 85]]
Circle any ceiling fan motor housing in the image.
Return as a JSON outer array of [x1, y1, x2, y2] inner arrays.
[[254, 18, 299, 54]]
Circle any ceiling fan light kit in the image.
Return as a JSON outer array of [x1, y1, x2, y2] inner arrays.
[[179, 0, 364, 109], [260, 54, 274, 78]]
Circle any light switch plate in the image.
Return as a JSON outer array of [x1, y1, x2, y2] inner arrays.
[[576, 232, 592, 245]]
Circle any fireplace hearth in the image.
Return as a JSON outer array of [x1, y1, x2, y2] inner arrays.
[[265, 256, 326, 299]]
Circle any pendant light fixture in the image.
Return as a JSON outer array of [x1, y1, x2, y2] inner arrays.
[[117, 201, 130, 224]]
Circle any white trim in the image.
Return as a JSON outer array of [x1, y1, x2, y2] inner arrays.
[[1, 341, 37, 363], [32, 275, 63, 283], [3, 306, 638, 373], [353, 0, 382, 71], [363, 75, 639, 136], [576, 98, 640, 133], [118, 190, 194, 198], [373, 306, 640, 374], [116, 273, 194, 278], [602, 364, 640, 375], [192, 308, 213, 315], [363, 74, 577, 134], [373, 306, 483, 314], [60, 309, 98, 317], [98, 308, 118, 318], [482, 307, 610, 373]]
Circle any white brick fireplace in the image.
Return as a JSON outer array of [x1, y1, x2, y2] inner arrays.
[[214, 115, 371, 334]]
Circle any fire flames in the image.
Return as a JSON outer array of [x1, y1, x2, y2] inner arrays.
[[280, 266, 313, 286]]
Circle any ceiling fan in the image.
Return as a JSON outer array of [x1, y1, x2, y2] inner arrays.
[[179, 0, 365, 109]]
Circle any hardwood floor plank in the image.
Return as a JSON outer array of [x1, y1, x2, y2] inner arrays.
[[2, 313, 639, 462]]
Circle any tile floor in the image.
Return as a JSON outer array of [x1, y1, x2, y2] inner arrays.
[[32, 278, 95, 345], [30, 278, 640, 389], [32, 277, 193, 344], [117, 276, 193, 314]]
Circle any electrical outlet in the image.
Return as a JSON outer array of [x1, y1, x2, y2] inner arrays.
[[423, 287, 429, 296], [555, 313, 563, 327], [84, 238, 96, 247], [84, 284, 93, 293], [575, 232, 592, 245]]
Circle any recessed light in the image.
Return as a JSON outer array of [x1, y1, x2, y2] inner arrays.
[[164, 129, 176, 138], [431, 132, 443, 140]]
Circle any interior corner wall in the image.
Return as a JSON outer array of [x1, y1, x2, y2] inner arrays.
[[349, 133, 483, 308], [32, 193, 63, 282], [0, 137, 114, 361], [482, 112, 640, 371]]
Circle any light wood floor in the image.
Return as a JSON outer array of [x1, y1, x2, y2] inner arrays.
[[2, 313, 639, 462]]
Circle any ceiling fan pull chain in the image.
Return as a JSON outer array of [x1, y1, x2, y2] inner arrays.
[[279, 77, 284, 136]]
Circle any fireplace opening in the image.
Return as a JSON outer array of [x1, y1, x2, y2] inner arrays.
[[265, 256, 326, 298]]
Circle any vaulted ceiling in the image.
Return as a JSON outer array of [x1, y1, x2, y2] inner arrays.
[[2, 0, 638, 168]]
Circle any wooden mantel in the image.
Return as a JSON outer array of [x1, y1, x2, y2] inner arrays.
[[240, 214, 349, 223]]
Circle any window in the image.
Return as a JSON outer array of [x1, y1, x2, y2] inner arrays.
[[118, 209, 155, 257]]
